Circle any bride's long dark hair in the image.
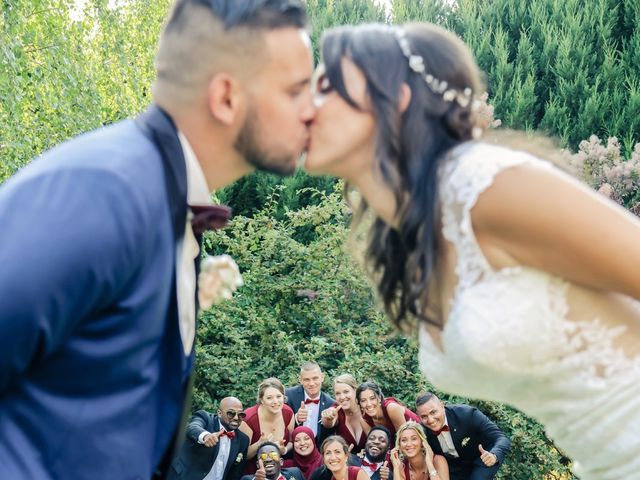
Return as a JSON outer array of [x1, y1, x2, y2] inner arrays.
[[320, 23, 483, 331]]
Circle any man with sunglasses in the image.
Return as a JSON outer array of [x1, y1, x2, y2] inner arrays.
[[241, 442, 305, 480], [168, 397, 250, 480]]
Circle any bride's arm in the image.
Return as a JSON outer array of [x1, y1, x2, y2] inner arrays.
[[471, 163, 640, 300]]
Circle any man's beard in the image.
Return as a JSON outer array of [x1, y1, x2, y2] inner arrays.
[[234, 110, 297, 176], [365, 448, 387, 464]]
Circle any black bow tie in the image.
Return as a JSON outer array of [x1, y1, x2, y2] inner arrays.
[[190, 204, 232, 236]]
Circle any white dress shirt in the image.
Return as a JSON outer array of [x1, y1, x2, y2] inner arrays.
[[177, 132, 212, 354], [436, 417, 459, 458], [303, 393, 321, 436], [200, 427, 232, 480]]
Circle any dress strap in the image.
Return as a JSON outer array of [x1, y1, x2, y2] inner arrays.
[[439, 142, 552, 290]]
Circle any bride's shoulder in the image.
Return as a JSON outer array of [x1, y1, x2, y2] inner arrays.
[[439, 141, 552, 203]]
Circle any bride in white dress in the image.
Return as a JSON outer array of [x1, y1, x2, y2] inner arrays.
[[303, 22, 640, 480]]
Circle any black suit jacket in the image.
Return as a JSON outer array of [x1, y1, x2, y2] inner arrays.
[[168, 410, 249, 480], [285, 385, 335, 446], [240, 467, 305, 480], [423, 405, 510, 473]]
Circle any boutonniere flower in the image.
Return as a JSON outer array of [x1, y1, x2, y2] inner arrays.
[[198, 254, 244, 309], [235, 453, 244, 463], [461, 437, 471, 447]]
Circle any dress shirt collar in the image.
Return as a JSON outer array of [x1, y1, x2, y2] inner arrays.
[[178, 131, 212, 206]]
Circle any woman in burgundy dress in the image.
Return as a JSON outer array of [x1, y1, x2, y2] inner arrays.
[[356, 381, 420, 440], [283, 426, 325, 480], [240, 377, 295, 474], [321, 435, 369, 480], [390, 422, 448, 480], [320, 374, 367, 454]]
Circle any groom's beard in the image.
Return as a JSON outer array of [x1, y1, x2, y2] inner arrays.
[[234, 108, 296, 176]]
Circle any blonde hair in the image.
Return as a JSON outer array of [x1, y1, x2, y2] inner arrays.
[[395, 421, 429, 453], [333, 373, 358, 391]]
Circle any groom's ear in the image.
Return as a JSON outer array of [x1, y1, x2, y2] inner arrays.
[[207, 73, 244, 126], [398, 83, 412, 114]]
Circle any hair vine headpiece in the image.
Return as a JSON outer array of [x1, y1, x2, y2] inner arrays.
[[393, 28, 473, 108]]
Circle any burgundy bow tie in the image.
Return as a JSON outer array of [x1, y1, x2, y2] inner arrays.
[[361, 460, 380, 469], [190, 204, 232, 236], [220, 430, 236, 439], [304, 398, 320, 405], [434, 425, 450, 436]]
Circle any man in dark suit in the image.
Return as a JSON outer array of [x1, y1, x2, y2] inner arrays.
[[0, 1, 314, 478], [168, 397, 249, 480], [241, 442, 305, 480], [351, 426, 394, 480], [286, 362, 335, 447], [416, 393, 511, 480]]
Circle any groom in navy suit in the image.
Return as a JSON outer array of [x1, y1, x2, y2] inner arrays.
[[416, 393, 511, 480], [0, 1, 315, 478]]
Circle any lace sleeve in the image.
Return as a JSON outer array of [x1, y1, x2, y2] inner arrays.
[[439, 142, 553, 289]]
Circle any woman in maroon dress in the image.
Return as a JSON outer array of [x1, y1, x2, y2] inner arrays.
[[321, 436, 369, 480], [283, 426, 324, 480], [356, 381, 420, 440], [239, 377, 295, 474], [390, 422, 448, 480], [320, 374, 367, 454]]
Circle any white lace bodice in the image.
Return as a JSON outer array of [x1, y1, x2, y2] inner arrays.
[[419, 142, 640, 480]]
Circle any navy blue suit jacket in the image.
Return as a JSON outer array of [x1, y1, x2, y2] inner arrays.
[[285, 384, 335, 446], [0, 106, 192, 479]]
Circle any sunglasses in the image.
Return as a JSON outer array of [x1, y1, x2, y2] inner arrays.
[[225, 410, 247, 420], [259, 452, 281, 461]]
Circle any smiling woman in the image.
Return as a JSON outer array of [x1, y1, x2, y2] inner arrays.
[[240, 378, 296, 473], [320, 436, 368, 480], [283, 427, 324, 480], [356, 381, 420, 440]]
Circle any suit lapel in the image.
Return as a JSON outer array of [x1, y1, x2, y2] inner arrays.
[[135, 104, 188, 239], [444, 407, 465, 455], [136, 105, 191, 479]]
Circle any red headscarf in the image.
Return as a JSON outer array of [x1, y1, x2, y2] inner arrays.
[[283, 426, 324, 480]]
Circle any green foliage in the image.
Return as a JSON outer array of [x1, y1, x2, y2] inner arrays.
[[438, 0, 640, 155], [0, 0, 170, 183]]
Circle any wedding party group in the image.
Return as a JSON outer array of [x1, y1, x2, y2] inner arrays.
[[0, 0, 638, 479], [167, 362, 511, 480]]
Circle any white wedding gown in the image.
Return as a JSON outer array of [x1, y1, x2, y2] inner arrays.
[[418, 142, 640, 479]]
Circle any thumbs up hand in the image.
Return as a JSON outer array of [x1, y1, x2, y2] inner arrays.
[[296, 401, 309, 424], [379, 461, 390, 480], [203, 429, 222, 447], [478, 444, 497, 467]]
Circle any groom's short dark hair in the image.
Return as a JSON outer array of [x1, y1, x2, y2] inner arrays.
[[167, 0, 306, 31], [153, 0, 307, 107]]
